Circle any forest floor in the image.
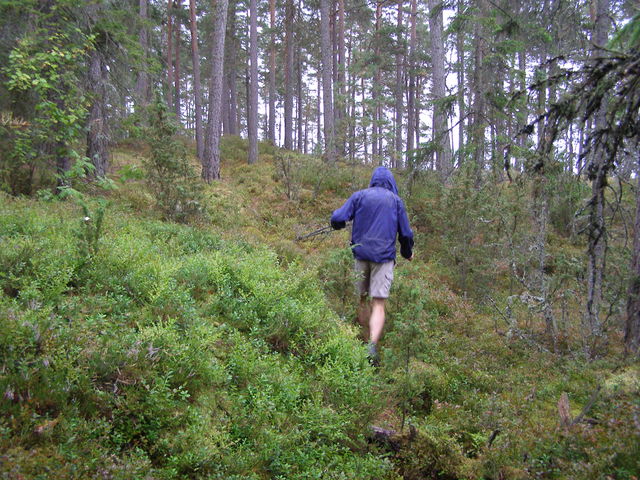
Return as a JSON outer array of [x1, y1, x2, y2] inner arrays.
[[1, 137, 638, 479]]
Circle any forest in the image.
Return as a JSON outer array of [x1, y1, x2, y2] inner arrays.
[[1, 0, 639, 478]]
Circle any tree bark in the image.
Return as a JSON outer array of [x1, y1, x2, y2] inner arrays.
[[455, 0, 464, 166], [166, 0, 174, 110], [189, 0, 204, 160], [626, 174, 640, 356], [284, 0, 295, 150], [202, 0, 229, 182], [362, 76, 368, 163], [268, 0, 276, 143], [407, 0, 417, 157], [317, 69, 322, 149], [393, 0, 404, 169], [336, 0, 346, 156], [86, 48, 110, 178], [470, 0, 488, 184], [347, 27, 356, 163], [135, 0, 150, 108], [583, 0, 610, 356], [320, 0, 335, 161], [372, 0, 381, 160], [174, 0, 182, 120], [516, 49, 527, 172], [248, 0, 259, 164], [415, 74, 421, 149], [428, 0, 452, 180], [225, 4, 239, 136], [296, 44, 304, 152]]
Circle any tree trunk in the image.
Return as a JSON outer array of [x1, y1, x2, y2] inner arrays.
[[268, 0, 276, 143], [517, 49, 527, 172], [284, 0, 295, 150], [189, 0, 204, 160], [407, 0, 417, 157], [317, 69, 322, 149], [202, 0, 229, 182], [336, 0, 346, 156], [372, 0, 381, 160], [583, 0, 610, 356], [135, 0, 150, 108], [166, 0, 174, 110], [455, 0, 465, 161], [320, 0, 335, 161], [393, 0, 404, 169], [362, 76, 368, 163], [248, 0, 259, 164], [415, 74, 421, 149], [428, 0, 452, 181], [296, 45, 304, 152], [174, 0, 182, 120], [470, 0, 488, 184], [225, 4, 239, 136], [87, 48, 110, 178], [626, 173, 640, 356], [347, 28, 356, 163]]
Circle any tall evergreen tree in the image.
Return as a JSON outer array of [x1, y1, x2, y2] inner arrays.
[[202, 0, 229, 182], [320, 0, 335, 161], [248, 0, 259, 164], [189, 0, 204, 160]]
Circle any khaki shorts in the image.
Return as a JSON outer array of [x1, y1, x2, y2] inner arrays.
[[355, 259, 395, 299]]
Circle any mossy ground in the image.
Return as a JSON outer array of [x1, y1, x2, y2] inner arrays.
[[1, 137, 638, 479]]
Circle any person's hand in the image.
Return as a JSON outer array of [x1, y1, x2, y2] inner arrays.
[[407, 253, 414, 261]]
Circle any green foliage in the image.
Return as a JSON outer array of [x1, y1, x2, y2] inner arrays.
[[318, 246, 360, 319], [548, 171, 589, 238], [1, 15, 92, 195], [425, 170, 505, 299], [274, 151, 303, 200], [383, 273, 437, 430], [609, 13, 640, 50], [0, 196, 392, 479], [75, 198, 107, 262], [143, 96, 204, 223]]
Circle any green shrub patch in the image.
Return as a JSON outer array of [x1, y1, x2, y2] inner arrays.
[[0, 197, 392, 479]]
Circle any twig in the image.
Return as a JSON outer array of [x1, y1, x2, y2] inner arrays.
[[570, 385, 602, 426]]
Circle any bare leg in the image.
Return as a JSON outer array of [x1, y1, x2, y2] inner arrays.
[[357, 294, 371, 340], [369, 297, 386, 344]]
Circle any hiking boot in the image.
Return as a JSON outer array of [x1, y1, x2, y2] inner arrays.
[[367, 342, 380, 368]]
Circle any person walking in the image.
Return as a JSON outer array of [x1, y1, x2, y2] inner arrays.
[[330, 167, 414, 365]]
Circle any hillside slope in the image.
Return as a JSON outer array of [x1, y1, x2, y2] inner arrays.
[[1, 139, 639, 479]]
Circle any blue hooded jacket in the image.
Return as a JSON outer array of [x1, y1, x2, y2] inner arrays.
[[330, 167, 414, 263]]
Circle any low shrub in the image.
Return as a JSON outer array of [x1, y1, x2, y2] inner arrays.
[[0, 196, 392, 479]]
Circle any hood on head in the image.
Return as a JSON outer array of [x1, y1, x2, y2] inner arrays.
[[369, 167, 399, 195]]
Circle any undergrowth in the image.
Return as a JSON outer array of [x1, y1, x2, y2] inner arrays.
[[1, 137, 639, 479], [0, 195, 393, 479]]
